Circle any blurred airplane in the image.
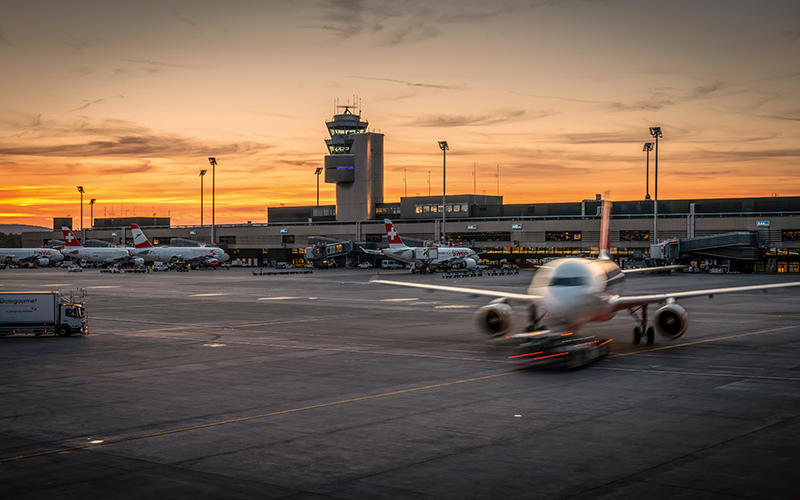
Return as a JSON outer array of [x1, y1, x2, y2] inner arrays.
[[130, 224, 229, 267], [0, 248, 64, 267], [361, 219, 480, 272], [60, 227, 144, 266], [373, 197, 800, 345]]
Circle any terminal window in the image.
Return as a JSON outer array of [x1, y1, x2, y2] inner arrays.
[[282, 235, 295, 244], [546, 231, 582, 242], [620, 230, 650, 241], [365, 234, 382, 243], [782, 230, 800, 241], [376, 206, 400, 216], [415, 203, 468, 214], [219, 236, 236, 244], [313, 208, 335, 217], [449, 232, 511, 242]]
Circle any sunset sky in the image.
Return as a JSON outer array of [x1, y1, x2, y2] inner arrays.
[[1, 0, 799, 228]]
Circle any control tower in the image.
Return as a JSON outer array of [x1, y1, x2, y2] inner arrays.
[[324, 101, 384, 221]]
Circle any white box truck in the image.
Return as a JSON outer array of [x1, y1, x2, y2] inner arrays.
[[0, 291, 88, 337]]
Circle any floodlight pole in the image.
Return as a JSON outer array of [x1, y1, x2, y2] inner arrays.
[[89, 199, 96, 230], [208, 158, 217, 244], [77, 186, 85, 244], [199, 170, 207, 226], [315, 167, 323, 206], [438, 141, 449, 244], [649, 128, 662, 244], [643, 142, 653, 201]]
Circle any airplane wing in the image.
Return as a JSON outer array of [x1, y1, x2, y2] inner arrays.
[[621, 265, 685, 274], [611, 281, 800, 311], [371, 279, 540, 303], [360, 246, 384, 256]]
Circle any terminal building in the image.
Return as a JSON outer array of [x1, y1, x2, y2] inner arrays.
[[25, 105, 800, 273]]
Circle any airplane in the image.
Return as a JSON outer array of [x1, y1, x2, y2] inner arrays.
[[361, 219, 480, 272], [372, 197, 800, 346], [0, 248, 64, 267], [130, 224, 229, 267], [60, 227, 144, 266]]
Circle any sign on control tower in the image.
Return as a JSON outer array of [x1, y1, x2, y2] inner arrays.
[[324, 99, 384, 221]]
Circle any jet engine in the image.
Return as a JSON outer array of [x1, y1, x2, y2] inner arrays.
[[462, 258, 477, 270], [474, 302, 515, 337], [132, 257, 145, 266], [654, 303, 688, 340], [206, 258, 220, 267], [38, 258, 50, 267]]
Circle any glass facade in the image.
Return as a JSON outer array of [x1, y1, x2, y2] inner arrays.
[[415, 203, 469, 214], [782, 230, 800, 241], [620, 230, 650, 241], [545, 231, 582, 242]]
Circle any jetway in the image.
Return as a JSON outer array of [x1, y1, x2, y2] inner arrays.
[[651, 231, 761, 263]]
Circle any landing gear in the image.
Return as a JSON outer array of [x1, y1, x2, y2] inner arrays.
[[629, 304, 656, 345], [525, 305, 544, 332]]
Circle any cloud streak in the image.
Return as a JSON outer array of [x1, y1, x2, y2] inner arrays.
[[68, 95, 124, 113], [412, 109, 552, 127], [350, 75, 467, 91]]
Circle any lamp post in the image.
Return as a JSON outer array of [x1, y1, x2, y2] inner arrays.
[[314, 167, 323, 206], [208, 157, 217, 244], [648, 127, 662, 244], [438, 141, 449, 244], [77, 186, 85, 244], [89, 199, 96, 230], [643, 142, 654, 201], [199, 169, 207, 226]]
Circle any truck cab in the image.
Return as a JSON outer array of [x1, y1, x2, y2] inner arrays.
[[59, 303, 88, 336]]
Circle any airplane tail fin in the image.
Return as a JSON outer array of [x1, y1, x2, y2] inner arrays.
[[384, 219, 405, 248], [130, 224, 155, 249], [61, 226, 83, 247], [599, 191, 611, 260]]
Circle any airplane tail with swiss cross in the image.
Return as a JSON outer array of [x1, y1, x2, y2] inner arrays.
[[384, 219, 406, 249], [61, 227, 83, 247], [130, 224, 155, 249]]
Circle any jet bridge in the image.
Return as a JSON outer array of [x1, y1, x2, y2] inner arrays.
[[650, 231, 760, 262]]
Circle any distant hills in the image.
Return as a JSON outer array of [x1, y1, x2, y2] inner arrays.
[[0, 224, 52, 234]]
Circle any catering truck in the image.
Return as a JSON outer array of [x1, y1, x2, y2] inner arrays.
[[0, 291, 88, 337]]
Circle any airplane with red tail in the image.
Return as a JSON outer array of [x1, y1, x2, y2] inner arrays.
[[130, 224, 229, 267]]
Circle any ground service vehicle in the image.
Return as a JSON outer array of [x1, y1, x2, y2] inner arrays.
[[0, 291, 88, 337]]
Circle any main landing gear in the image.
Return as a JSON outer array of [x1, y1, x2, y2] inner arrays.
[[629, 304, 655, 345]]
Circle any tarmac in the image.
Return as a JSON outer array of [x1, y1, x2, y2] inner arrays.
[[1, 267, 799, 499]]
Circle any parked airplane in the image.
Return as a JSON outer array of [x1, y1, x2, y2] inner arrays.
[[361, 219, 480, 272], [130, 224, 229, 267], [372, 198, 800, 345], [60, 227, 144, 266], [0, 248, 64, 266]]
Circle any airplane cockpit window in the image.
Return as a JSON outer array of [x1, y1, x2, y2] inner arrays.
[[549, 276, 587, 287]]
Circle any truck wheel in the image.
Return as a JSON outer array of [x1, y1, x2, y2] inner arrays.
[[56, 325, 71, 337]]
